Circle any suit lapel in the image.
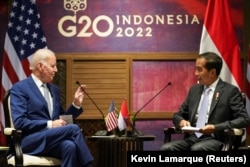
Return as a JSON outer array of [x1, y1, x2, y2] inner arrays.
[[190, 85, 204, 123], [208, 80, 224, 118], [27, 77, 51, 116], [27, 77, 45, 101]]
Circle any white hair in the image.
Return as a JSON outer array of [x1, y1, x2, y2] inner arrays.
[[29, 49, 55, 70]]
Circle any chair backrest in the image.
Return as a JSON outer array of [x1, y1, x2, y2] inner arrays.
[[3, 90, 14, 129], [3, 90, 14, 146], [3, 89, 61, 166]]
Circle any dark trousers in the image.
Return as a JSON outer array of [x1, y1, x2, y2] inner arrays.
[[160, 134, 223, 151]]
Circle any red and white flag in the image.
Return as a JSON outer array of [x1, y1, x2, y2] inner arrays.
[[118, 99, 130, 131], [0, 0, 47, 145], [199, 0, 243, 91], [200, 0, 245, 137], [246, 46, 250, 134]]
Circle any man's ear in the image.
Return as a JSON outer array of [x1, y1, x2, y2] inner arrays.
[[210, 68, 216, 76], [36, 62, 43, 71]]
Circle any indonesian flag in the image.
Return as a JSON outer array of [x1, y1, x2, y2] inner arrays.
[[200, 0, 245, 136], [118, 99, 130, 131], [199, 0, 243, 91], [246, 47, 250, 134]]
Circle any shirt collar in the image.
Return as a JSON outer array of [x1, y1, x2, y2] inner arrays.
[[31, 74, 43, 87], [206, 78, 219, 92]]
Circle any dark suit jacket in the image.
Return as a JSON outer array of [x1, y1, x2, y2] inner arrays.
[[173, 79, 250, 141], [10, 76, 83, 154]]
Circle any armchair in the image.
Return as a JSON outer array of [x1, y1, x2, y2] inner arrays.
[[163, 127, 244, 151], [3, 90, 61, 166], [163, 92, 246, 151]]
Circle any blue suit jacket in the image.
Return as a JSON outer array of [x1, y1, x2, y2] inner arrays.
[[10, 76, 83, 154]]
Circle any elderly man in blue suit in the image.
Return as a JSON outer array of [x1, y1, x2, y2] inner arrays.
[[10, 49, 94, 167]]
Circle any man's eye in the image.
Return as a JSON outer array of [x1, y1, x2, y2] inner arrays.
[[196, 68, 202, 72]]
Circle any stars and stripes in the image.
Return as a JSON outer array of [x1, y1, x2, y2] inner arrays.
[[0, 0, 47, 145], [106, 99, 118, 132]]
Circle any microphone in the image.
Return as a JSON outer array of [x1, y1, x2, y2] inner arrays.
[[76, 81, 105, 119], [132, 82, 172, 136], [76, 81, 108, 136]]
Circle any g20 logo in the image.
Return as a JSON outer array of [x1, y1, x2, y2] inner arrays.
[[58, 15, 114, 37], [58, 15, 152, 38], [59, 0, 152, 38], [64, 0, 87, 14]]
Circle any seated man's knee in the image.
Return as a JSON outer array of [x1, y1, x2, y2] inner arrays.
[[160, 143, 175, 151], [68, 124, 80, 129], [190, 143, 204, 151], [61, 140, 76, 153], [67, 124, 81, 132]]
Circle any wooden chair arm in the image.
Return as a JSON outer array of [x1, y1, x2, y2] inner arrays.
[[224, 128, 243, 136], [163, 127, 244, 150], [4, 128, 23, 166], [4, 128, 16, 135], [222, 128, 244, 151], [163, 127, 183, 143]]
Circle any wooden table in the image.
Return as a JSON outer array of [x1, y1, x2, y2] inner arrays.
[[87, 135, 155, 167]]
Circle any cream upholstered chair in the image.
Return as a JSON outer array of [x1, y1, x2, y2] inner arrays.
[[3, 90, 61, 166]]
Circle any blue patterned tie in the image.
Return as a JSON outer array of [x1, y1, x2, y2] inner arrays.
[[195, 87, 210, 138], [43, 84, 52, 118]]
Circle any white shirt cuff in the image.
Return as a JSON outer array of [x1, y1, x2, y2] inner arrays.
[[72, 102, 82, 109], [47, 120, 52, 128]]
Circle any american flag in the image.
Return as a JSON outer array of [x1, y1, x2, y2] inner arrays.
[[106, 99, 118, 132], [0, 0, 47, 145]]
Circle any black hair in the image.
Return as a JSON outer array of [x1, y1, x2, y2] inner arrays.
[[198, 52, 223, 76]]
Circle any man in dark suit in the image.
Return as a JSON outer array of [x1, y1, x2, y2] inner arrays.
[[160, 52, 250, 151], [10, 49, 94, 166]]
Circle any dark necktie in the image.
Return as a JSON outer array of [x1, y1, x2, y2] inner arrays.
[[195, 87, 210, 138]]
